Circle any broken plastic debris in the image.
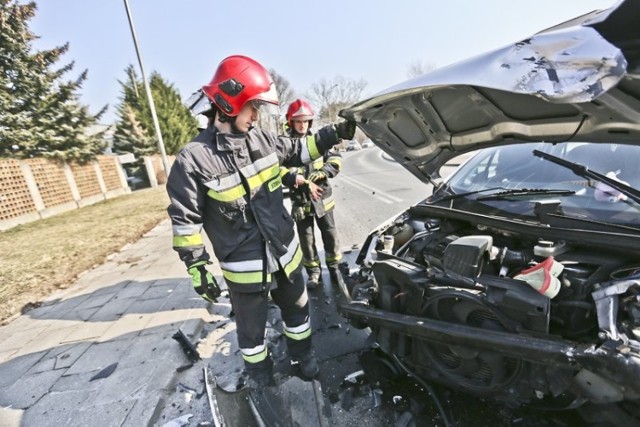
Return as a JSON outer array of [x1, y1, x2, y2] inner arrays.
[[176, 382, 198, 395], [172, 328, 201, 362], [203, 367, 225, 427], [371, 388, 383, 407], [344, 370, 365, 384], [176, 363, 193, 372]]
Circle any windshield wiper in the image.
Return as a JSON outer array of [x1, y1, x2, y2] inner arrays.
[[431, 186, 507, 203], [533, 149, 640, 204], [476, 188, 575, 201]]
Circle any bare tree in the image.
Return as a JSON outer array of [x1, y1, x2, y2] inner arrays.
[[269, 68, 296, 109], [306, 76, 367, 124], [406, 59, 437, 79]]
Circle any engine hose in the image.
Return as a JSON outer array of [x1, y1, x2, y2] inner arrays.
[[391, 354, 452, 427]]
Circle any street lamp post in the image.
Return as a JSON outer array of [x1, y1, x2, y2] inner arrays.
[[326, 83, 339, 124], [123, 0, 170, 177]]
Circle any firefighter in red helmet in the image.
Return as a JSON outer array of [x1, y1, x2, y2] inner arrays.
[[168, 55, 356, 387], [284, 99, 344, 290]]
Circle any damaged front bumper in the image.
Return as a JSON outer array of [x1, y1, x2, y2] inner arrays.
[[337, 299, 640, 399]]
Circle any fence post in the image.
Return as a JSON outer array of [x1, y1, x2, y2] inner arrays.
[[94, 161, 108, 195], [63, 163, 82, 206], [19, 161, 45, 215], [114, 157, 131, 192]]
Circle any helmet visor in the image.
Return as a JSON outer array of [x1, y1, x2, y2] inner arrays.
[[184, 89, 212, 116], [251, 99, 280, 116]]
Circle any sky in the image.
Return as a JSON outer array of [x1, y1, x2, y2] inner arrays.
[[29, 0, 618, 124]]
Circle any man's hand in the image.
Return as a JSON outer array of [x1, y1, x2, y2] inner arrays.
[[188, 261, 221, 302], [335, 120, 356, 141], [294, 174, 306, 188], [308, 170, 327, 183], [308, 181, 324, 201]]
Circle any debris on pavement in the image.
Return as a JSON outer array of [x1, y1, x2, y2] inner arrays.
[[176, 363, 194, 372], [172, 328, 201, 362], [203, 367, 226, 427], [176, 382, 199, 397], [371, 388, 383, 408], [343, 369, 365, 384]]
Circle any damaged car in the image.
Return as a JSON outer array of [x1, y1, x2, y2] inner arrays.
[[338, 0, 640, 424]]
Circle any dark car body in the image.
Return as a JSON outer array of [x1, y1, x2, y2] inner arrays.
[[338, 0, 640, 423]]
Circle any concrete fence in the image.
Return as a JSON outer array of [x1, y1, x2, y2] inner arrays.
[[0, 154, 175, 231]]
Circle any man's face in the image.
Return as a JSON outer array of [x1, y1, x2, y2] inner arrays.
[[232, 102, 259, 133], [292, 119, 310, 135]]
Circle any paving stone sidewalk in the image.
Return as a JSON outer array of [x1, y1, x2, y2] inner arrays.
[[0, 216, 387, 427], [0, 219, 225, 427]]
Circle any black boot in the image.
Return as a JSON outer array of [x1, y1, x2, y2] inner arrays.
[[245, 363, 275, 389], [306, 268, 322, 290], [292, 351, 319, 379]]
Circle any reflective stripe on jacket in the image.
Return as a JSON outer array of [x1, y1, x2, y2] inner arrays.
[[285, 130, 342, 218], [167, 123, 339, 293]]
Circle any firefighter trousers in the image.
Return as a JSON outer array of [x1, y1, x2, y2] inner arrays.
[[296, 210, 341, 276], [229, 265, 312, 375]]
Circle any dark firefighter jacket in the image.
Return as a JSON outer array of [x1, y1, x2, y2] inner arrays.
[[284, 152, 342, 218], [167, 122, 340, 293], [283, 130, 342, 218]]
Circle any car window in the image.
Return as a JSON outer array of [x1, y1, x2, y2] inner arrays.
[[446, 142, 640, 225]]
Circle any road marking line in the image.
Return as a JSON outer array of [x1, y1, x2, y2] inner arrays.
[[339, 174, 403, 204]]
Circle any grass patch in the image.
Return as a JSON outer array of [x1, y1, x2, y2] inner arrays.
[[0, 186, 170, 322]]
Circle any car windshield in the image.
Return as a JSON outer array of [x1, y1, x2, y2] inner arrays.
[[444, 142, 640, 226]]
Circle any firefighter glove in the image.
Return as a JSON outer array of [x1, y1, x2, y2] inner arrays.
[[188, 261, 221, 302], [308, 170, 327, 182], [292, 206, 306, 222], [335, 120, 356, 141]]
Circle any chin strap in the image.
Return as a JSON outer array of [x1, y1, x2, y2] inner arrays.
[[217, 110, 236, 124]]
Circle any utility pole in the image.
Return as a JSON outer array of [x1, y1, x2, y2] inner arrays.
[[123, 0, 170, 177]]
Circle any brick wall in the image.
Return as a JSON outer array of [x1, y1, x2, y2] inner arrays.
[[0, 155, 130, 231], [0, 159, 37, 221], [71, 163, 102, 199], [27, 158, 74, 209]]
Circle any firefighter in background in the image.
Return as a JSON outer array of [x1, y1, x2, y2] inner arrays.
[[283, 99, 344, 289], [167, 56, 356, 387]]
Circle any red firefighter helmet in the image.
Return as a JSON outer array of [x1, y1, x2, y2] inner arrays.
[[286, 99, 315, 126], [202, 55, 279, 117]]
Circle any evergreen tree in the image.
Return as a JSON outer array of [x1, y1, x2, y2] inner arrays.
[[0, 0, 106, 162], [113, 66, 155, 157], [113, 65, 197, 156], [112, 103, 155, 157], [148, 72, 198, 155]]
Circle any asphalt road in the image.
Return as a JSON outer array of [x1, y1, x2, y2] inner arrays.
[[331, 146, 465, 251]]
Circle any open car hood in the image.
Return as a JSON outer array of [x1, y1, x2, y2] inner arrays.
[[340, 0, 640, 183]]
